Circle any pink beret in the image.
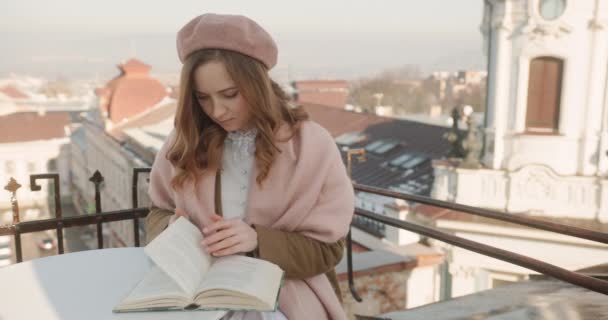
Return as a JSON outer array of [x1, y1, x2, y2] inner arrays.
[[176, 13, 278, 69]]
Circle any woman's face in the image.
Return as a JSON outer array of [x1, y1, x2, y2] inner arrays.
[[193, 60, 254, 132]]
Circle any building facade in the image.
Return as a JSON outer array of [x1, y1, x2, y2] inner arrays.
[[430, 0, 608, 299]]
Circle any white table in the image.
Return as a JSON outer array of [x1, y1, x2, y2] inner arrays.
[[0, 247, 226, 320]]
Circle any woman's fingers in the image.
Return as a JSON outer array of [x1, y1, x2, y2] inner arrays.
[[199, 219, 257, 256], [201, 227, 237, 247], [203, 219, 237, 234], [211, 244, 243, 257], [205, 235, 241, 255]]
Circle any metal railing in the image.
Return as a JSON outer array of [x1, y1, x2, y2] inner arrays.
[[1, 168, 151, 262], [344, 184, 608, 301], [1, 166, 607, 317]]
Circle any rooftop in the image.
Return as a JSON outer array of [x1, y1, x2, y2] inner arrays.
[[382, 278, 608, 320], [414, 203, 608, 234], [0, 85, 29, 100], [96, 58, 168, 123], [0, 111, 71, 143]]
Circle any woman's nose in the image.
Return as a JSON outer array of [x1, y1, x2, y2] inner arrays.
[[212, 101, 228, 119]]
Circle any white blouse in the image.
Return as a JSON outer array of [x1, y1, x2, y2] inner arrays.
[[220, 129, 257, 220], [219, 129, 287, 320]]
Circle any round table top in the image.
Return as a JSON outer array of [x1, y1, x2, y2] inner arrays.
[[0, 247, 226, 320]]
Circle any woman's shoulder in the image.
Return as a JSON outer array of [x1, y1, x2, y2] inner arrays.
[[298, 120, 333, 144], [289, 120, 339, 157], [152, 128, 178, 164], [159, 128, 177, 151]]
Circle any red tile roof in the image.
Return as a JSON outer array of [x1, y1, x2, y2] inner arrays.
[[0, 112, 70, 143], [295, 80, 348, 88], [0, 85, 29, 99], [109, 101, 177, 141], [297, 92, 348, 109], [97, 58, 167, 123], [121, 58, 152, 74], [294, 80, 349, 108], [301, 103, 391, 137]]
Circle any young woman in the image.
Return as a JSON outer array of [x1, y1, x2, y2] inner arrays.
[[146, 13, 354, 320]]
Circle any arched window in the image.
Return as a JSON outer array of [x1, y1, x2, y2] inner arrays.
[[526, 57, 563, 133], [539, 0, 566, 21]]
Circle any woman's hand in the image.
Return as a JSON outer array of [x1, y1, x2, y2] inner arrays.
[[201, 214, 258, 257], [169, 208, 189, 225]]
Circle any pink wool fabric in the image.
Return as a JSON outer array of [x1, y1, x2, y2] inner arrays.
[[176, 13, 278, 69], [148, 121, 354, 320]]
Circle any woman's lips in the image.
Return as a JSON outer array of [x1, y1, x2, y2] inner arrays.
[[220, 118, 235, 125]]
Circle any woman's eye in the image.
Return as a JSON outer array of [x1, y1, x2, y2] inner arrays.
[[224, 91, 238, 98]]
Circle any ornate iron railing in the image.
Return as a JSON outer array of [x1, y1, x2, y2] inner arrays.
[[1, 168, 152, 261]]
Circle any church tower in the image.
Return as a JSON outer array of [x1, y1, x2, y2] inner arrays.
[[433, 0, 608, 219]]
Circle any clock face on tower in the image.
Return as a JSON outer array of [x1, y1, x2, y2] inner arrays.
[[539, 0, 566, 20]]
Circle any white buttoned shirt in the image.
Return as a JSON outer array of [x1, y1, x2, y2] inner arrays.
[[219, 128, 288, 320]]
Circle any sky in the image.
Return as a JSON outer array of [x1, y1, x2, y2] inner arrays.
[[0, 0, 486, 82]]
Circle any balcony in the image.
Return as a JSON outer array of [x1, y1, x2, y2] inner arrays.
[[1, 169, 607, 320]]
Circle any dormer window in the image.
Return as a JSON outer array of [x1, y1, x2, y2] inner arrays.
[[388, 153, 428, 169], [335, 132, 366, 146], [365, 140, 399, 155]]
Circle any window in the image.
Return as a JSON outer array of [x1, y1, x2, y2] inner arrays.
[[48, 159, 57, 172], [539, 0, 566, 20], [4, 161, 15, 175], [389, 154, 413, 167], [489, 272, 521, 288], [366, 140, 399, 155], [526, 57, 563, 132], [364, 141, 385, 152], [335, 132, 365, 146], [402, 156, 427, 169], [374, 141, 398, 155]]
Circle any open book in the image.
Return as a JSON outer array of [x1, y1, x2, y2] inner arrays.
[[113, 217, 284, 313]]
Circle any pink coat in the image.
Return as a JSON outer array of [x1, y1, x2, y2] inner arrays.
[[148, 120, 354, 320]]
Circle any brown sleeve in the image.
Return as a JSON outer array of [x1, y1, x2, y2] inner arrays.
[[145, 206, 174, 244], [252, 224, 345, 279]]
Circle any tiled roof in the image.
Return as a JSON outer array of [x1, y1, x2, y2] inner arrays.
[[0, 111, 70, 143], [297, 92, 348, 109], [312, 107, 449, 195], [295, 80, 348, 88], [97, 58, 168, 123], [302, 103, 391, 137], [120, 58, 151, 74], [333, 225, 443, 278], [383, 279, 608, 319], [294, 80, 349, 108], [303, 103, 452, 195], [108, 99, 176, 141], [0, 85, 29, 99]]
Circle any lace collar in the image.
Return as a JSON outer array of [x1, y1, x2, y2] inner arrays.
[[225, 128, 258, 161]]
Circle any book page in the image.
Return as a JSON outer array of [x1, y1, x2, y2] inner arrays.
[[144, 217, 214, 295], [195, 255, 283, 310], [114, 265, 188, 311]]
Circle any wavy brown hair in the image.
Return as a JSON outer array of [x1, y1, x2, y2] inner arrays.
[[167, 49, 308, 190]]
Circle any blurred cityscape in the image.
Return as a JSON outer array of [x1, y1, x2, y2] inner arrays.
[[1, 1, 608, 319]]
